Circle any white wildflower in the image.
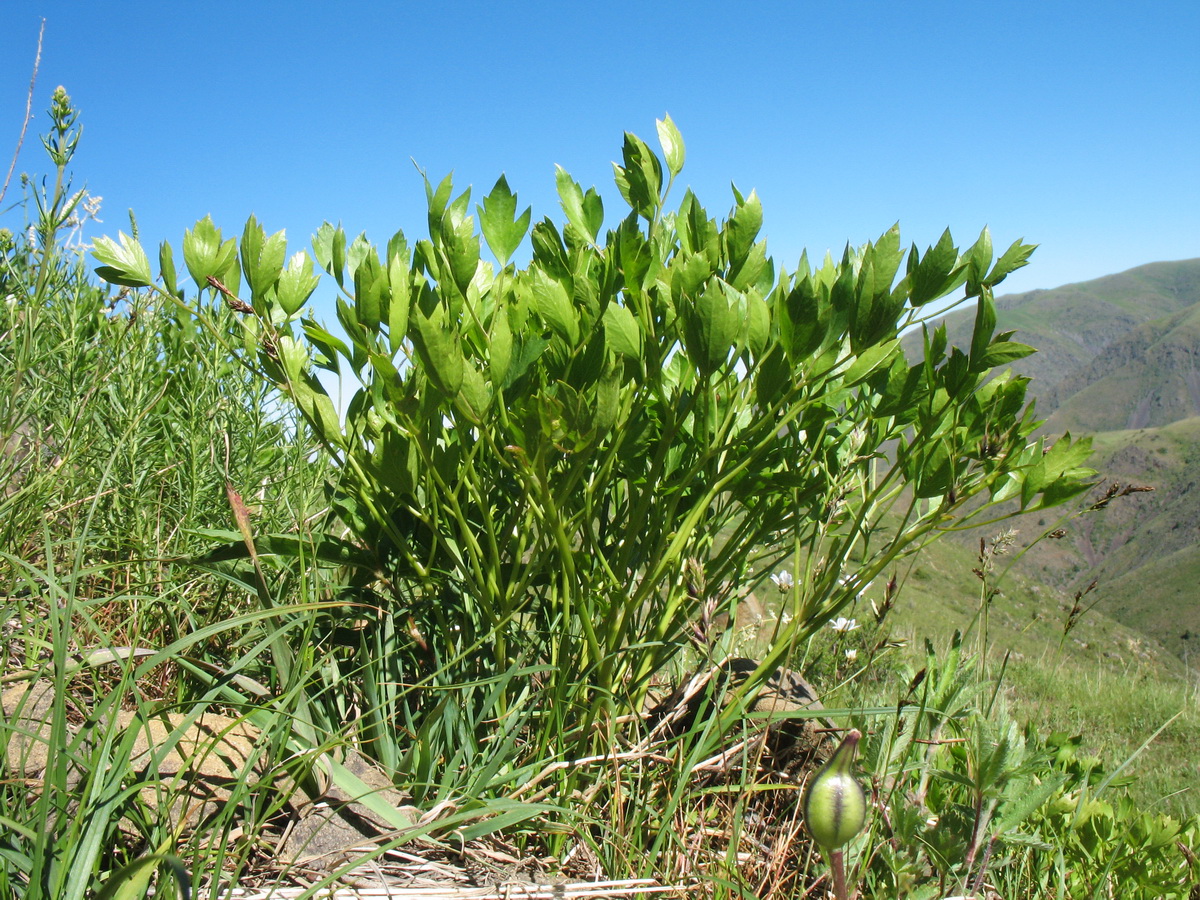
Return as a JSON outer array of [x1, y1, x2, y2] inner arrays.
[[770, 570, 794, 592], [83, 193, 103, 221], [829, 616, 860, 633], [844, 648, 858, 663]]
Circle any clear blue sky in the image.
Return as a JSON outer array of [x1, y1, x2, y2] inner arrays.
[[3, 1, 1197, 320]]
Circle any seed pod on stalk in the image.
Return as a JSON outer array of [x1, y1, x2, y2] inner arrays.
[[803, 728, 866, 849]]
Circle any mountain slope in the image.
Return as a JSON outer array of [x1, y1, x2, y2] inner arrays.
[[925, 258, 1200, 396], [914, 258, 1200, 666], [1043, 302, 1200, 432]]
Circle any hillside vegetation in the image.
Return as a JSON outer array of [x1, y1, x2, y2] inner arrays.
[[916, 259, 1200, 666], [3, 93, 1197, 899]]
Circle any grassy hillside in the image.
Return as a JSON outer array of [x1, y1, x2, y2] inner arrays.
[[1045, 303, 1200, 432], [923, 258, 1200, 395], [875, 521, 1200, 818], [912, 259, 1200, 669]]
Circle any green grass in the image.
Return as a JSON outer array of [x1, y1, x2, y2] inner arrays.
[[3, 92, 1199, 900], [876, 520, 1200, 819]]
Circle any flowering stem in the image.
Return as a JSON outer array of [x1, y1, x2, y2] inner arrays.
[[829, 848, 857, 900]]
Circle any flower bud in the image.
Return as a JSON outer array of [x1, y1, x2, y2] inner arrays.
[[803, 728, 866, 849]]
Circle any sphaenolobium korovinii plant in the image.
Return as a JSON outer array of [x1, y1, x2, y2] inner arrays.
[[94, 116, 1096, 791], [804, 729, 867, 900]]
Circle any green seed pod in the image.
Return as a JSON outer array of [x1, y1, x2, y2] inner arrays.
[[803, 728, 867, 849]]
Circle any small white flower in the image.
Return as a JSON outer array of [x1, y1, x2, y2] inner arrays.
[[829, 616, 860, 633], [844, 648, 858, 662], [770, 570, 794, 592]]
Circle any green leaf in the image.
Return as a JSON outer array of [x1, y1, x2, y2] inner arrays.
[[743, 289, 770, 358], [555, 165, 605, 242], [240, 214, 288, 303], [725, 188, 762, 270], [965, 225, 993, 296], [457, 362, 491, 421], [441, 209, 480, 296], [656, 113, 685, 178], [330, 225, 347, 287], [159, 240, 179, 297], [581, 186, 604, 240], [387, 251, 412, 355], [969, 293, 997, 368], [490, 304, 513, 384], [183, 216, 238, 293], [276, 251, 320, 316], [556, 165, 587, 235], [978, 341, 1036, 368], [781, 273, 828, 360], [996, 773, 1068, 833], [529, 267, 579, 345], [353, 246, 388, 330], [684, 279, 738, 373], [311, 222, 337, 279], [987, 237, 1037, 288], [871, 223, 905, 290], [93, 231, 153, 288], [530, 218, 570, 280], [909, 228, 961, 307], [602, 302, 641, 358], [93, 851, 190, 900], [478, 174, 531, 265], [410, 306, 464, 396], [302, 320, 352, 370], [843, 339, 899, 385], [612, 131, 662, 220]]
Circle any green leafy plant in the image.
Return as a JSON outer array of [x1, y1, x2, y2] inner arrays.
[[93, 118, 1098, 824]]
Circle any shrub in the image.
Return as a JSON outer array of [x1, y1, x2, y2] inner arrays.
[[94, 118, 1097, 811]]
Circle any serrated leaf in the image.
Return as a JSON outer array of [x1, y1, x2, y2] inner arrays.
[[843, 339, 899, 385], [725, 188, 762, 270], [910, 228, 959, 307], [478, 174, 531, 265], [303, 320, 352, 370], [581, 186, 604, 240], [241, 215, 288, 303], [183, 215, 239, 294], [354, 247, 387, 330], [387, 252, 412, 355], [685, 279, 738, 373], [441, 211, 480, 296], [456, 362, 490, 422], [556, 165, 591, 242], [277, 251, 320, 316], [613, 131, 662, 220], [987, 237, 1037, 288], [965, 225, 993, 296], [93, 231, 152, 287]]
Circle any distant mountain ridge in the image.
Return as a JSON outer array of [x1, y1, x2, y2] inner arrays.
[[918, 258, 1200, 665], [925, 258, 1200, 399]]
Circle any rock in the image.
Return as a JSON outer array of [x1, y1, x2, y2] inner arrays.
[[279, 748, 419, 869], [647, 657, 832, 769], [2, 678, 418, 866]]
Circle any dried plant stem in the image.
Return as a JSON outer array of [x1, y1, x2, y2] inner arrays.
[[0, 18, 44, 208]]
